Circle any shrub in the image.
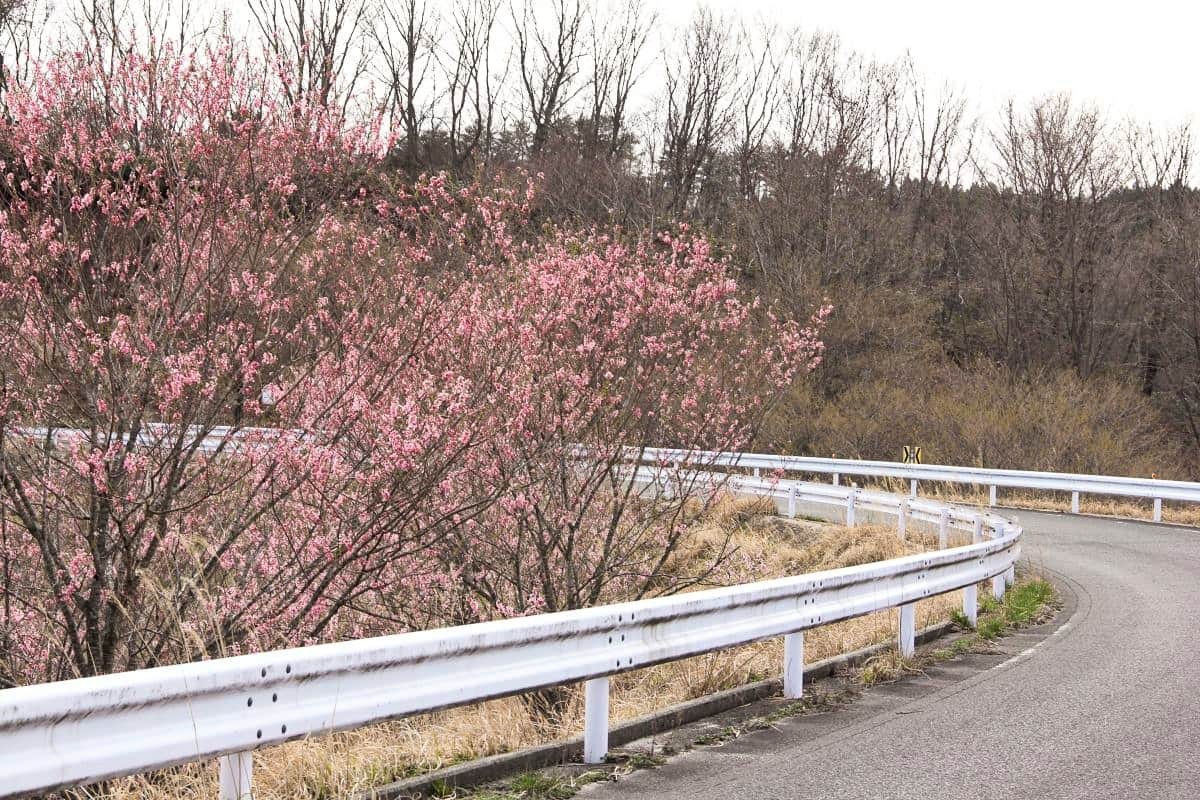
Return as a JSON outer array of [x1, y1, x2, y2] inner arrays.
[[0, 44, 823, 686]]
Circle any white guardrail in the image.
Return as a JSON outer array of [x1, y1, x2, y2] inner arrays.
[[0, 466, 1021, 800], [18, 427, 1197, 520], [639, 447, 1200, 521]]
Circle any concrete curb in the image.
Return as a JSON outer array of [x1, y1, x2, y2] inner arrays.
[[361, 621, 955, 800]]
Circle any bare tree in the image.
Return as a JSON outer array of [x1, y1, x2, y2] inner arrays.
[[585, 0, 652, 157], [1127, 122, 1193, 406], [780, 27, 839, 159], [658, 9, 737, 215], [441, 0, 505, 167], [0, 0, 41, 99], [982, 95, 1134, 377], [249, 0, 370, 109], [1159, 198, 1200, 455], [370, 0, 438, 165], [911, 73, 968, 228], [512, 0, 584, 157], [733, 20, 782, 200]]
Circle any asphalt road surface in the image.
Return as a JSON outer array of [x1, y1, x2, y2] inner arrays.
[[582, 510, 1200, 800]]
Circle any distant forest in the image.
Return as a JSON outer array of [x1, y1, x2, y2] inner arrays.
[[4, 0, 1197, 476]]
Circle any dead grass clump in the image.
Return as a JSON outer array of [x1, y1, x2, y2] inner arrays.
[[788, 523, 909, 571], [858, 649, 923, 686]]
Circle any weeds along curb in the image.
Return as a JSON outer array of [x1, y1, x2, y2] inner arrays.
[[360, 621, 955, 800]]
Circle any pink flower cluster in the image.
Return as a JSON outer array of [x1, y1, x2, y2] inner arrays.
[[0, 43, 825, 684]]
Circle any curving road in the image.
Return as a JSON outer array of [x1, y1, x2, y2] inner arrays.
[[582, 511, 1200, 800]]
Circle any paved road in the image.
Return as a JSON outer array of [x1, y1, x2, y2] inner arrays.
[[583, 511, 1200, 799]]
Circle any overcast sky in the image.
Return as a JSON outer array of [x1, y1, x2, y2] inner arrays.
[[688, 0, 1198, 131], [38, 0, 1197, 134]]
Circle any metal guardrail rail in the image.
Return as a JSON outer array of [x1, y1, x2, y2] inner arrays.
[[15, 427, 1197, 518], [640, 448, 1200, 521], [0, 468, 1019, 800], [13, 425, 303, 454]]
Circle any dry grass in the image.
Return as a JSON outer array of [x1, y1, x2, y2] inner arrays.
[[874, 481, 1200, 527], [85, 496, 964, 800]]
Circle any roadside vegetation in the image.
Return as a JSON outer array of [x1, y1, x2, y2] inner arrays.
[[427, 576, 1059, 800], [83, 499, 963, 799], [0, 1, 1179, 798], [899, 485, 1200, 527]]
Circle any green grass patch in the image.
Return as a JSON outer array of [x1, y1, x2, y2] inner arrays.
[[623, 753, 666, 769], [955, 576, 1057, 645], [468, 770, 609, 800], [851, 575, 1057, 686], [977, 617, 1004, 640], [1000, 577, 1056, 626], [430, 778, 456, 798]]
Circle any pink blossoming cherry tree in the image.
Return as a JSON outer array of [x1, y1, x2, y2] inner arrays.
[[0, 43, 826, 688]]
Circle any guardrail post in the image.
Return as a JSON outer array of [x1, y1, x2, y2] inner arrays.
[[963, 583, 978, 628], [1071, 491, 1080, 514], [832, 472, 840, 486], [584, 677, 609, 764], [937, 510, 950, 549], [909, 479, 918, 498], [218, 752, 253, 800], [990, 523, 1010, 600], [897, 499, 908, 540], [988, 485, 997, 506], [846, 490, 857, 527], [898, 604, 915, 658], [1153, 498, 1163, 523], [787, 485, 797, 519], [964, 520, 983, 626], [784, 632, 804, 699], [753, 467, 760, 478]]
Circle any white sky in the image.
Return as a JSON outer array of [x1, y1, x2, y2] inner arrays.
[[36, 0, 1198, 133], [680, 0, 1198, 131]]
